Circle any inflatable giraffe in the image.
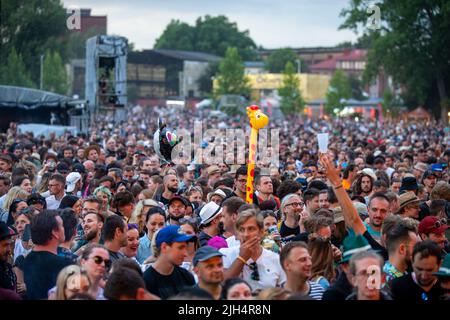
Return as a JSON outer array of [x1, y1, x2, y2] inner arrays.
[[246, 105, 269, 204]]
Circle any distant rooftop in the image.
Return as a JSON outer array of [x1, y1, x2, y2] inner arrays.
[[153, 49, 222, 62]]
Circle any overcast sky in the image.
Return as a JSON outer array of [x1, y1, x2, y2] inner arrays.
[[62, 0, 359, 50]]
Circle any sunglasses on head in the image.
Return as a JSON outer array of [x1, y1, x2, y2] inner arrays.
[[434, 218, 448, 229], [92, 256, 111, 269]]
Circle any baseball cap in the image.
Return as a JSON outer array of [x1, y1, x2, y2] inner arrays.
[[340, 235, 372, 264], [423, 170, 438, 180], [199, 201, 223, 225], [72, 163, 86, 174], [207, 189, 227, 202], [332, 207, 345, 224], [0, 221, 18, 241], [431, 163, 443, 172], [155, 225, 195, 247], [56, 162, 70, 174], [66, 172, 82, 192], [193, 245, 224, 266], [168, 195, 188, 208], [418, 216, 448, 235]]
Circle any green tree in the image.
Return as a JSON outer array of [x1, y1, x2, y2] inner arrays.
[[325, 70, 352, 114], [214, 47, 251, 98], [66, 27, 104, 59], [0, 0, 68, 85], [0, 48, 35, 87], [154, 20, 195, 51], [348, 74, 365, 100], [42, 50, 69, 95], [340, 0, 450, 121], [265, 48, 299, 73], [154, 15, 257, 60], [278, 61, 305, 116]]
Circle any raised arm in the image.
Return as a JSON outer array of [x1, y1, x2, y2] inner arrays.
[[319, 154, 366, 235]]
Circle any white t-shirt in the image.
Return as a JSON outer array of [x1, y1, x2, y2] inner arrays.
[[225, 235, 240, 248], [14, 239, 31, 263], [220, 246, 286, 292], [46, 194, 66, 210]]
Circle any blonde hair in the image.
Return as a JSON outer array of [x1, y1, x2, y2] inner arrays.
[[129, 199, 158, 234], [139, 189, 154, 200], [257, 287, 290, 300], [3, 186, 29, 211], [55, 265, 90, 300]]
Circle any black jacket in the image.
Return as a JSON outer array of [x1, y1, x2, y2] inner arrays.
[[322, 271, 353, 301]]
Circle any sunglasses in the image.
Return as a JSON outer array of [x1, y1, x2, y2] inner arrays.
[[92, 256, 111, 269], [286, 202, 304, 208], [434, 218, 448, 229], [248, 262, 260, 281], [179, 217, 198, 225]]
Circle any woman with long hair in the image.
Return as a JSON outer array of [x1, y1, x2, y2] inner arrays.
[[80, 244, 110, 300], [136, 207, 166, 264], [36, 172, 52, 195], [307, 233, 336, 290], [92, 186, 114, 217], [129, 198, 160, 237], [49, 265, 91, 300], [179, 218, 200, 277], [2, 187, 29, 215]]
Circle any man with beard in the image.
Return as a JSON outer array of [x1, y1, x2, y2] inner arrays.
[[167, 196, 188, 226], [103, 215, 128, 263], [154, 174, 179, 206], [143, 225, 195, 299], [193, 246, 224, 300], [363, 193, 390, 244], [82, 213, 104, 246], [383, 217, 420, 283], [198, 202, 224, 247], [354, 172, 374, 198], [0, 221, 21, 299], [279, 194, 304, 238], [422, 170, 438, 200], [390, 240, 444, 300]]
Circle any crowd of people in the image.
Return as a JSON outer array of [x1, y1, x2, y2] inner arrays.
[[0, 105, 449, 300]]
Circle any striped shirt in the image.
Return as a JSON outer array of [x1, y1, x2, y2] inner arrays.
[[308, 281, 325, 300]]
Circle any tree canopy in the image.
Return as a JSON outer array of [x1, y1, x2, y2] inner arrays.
[[214, 47, 251, 98], [339, 0, 450, 120], [278, 61, 305, 116], [0, 0, 68, 86], [325, 70, 352, 114], [154, 15, 258, 60], [265, 48, 299, 73]]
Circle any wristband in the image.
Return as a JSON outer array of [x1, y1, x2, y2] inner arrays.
[[237, 256, 247, 265], [334, 184, 343, 190]]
